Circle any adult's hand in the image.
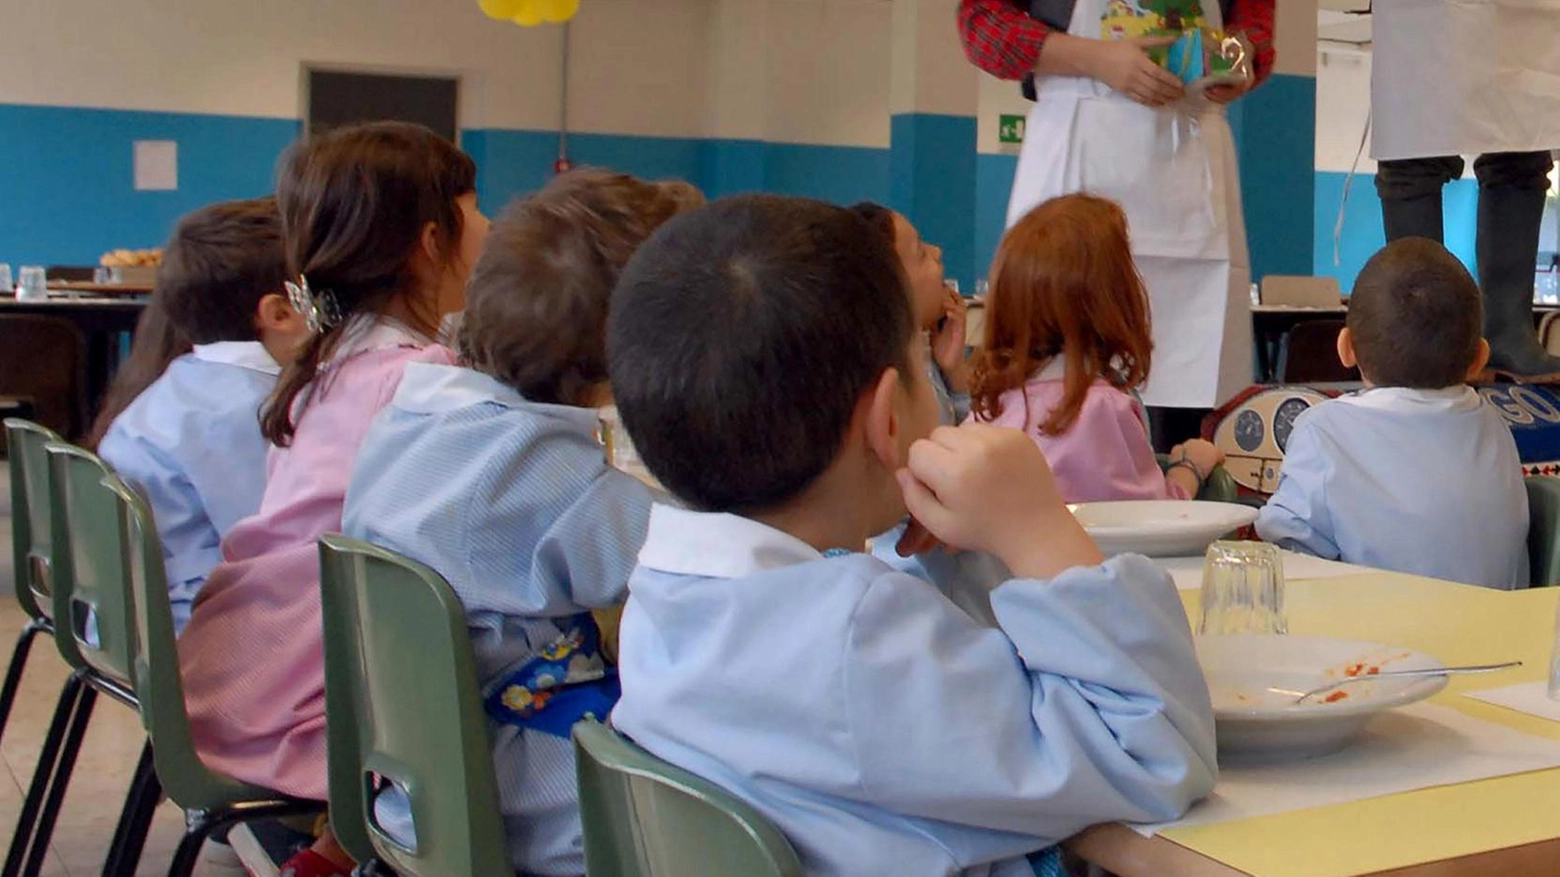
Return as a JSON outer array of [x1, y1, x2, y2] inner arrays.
[[1203, 80, 1252, 105], [1083, 36, 1185, 107]]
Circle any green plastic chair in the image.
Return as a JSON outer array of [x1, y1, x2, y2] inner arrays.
[[3, 441, 145, 877], [318, 535, 509, 877], [1156, 455, 1241, 504], [1525, 475, 1560, 587], [572, 719, 804, 877], [0, 420, 61, 741], [108, 476, 323, 877]]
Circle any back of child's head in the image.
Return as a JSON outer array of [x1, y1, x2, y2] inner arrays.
[[971, 193, 1151, 435], [158, 197, 287, 344], [1347, 238, 1483, 389], [263, 120, 477, 445], [86, 197, 285, 450], [458, 169, 703, 407], [609, 194, 914, 514]]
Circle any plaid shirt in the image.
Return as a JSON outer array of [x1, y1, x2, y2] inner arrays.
[[957, 0, 1275, 87]]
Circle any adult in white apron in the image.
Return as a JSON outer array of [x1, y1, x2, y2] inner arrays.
[[1373, 0, 1560, 381], [1004, 0, 1254, 418]]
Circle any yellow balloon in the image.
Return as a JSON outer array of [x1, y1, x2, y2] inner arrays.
[[539, 0, 580, 23], [512, 0, 545, 26], [478, 0, 521, 20]]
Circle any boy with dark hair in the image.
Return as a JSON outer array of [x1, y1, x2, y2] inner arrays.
[[608, 194, 1216, 877], [1258, 237, 1528, 588], [97, 197, 306, 630], [343, 169, 701, 875]]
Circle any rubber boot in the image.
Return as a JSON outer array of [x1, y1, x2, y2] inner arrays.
[[1380, 191, 1445, 244], [1479, 185, 1560, 382]]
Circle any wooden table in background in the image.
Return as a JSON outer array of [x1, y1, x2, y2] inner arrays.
[[0, 294, 148, 416], [1068, 576, 1560, 877]]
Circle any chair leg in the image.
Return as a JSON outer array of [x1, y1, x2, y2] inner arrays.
[[168, 801, 329, 877], [164, 812, 213, 877], [0, 621, 44, 747], [100, 740, 161, 877], [2, 673, 86, 877], [20, 682, 97, 877]]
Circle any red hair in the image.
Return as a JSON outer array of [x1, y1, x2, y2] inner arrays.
[[971, 194, 1152, 435]]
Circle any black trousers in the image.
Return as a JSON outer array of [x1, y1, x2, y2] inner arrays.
[[1374, 151, 1554, 242]]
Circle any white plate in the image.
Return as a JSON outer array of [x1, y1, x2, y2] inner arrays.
[[1198, 634, 1447, 762], [1069, 500, 1258, 558]]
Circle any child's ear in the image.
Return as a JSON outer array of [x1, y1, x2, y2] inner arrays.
[[862, 367, 903, 471], [1335, 326, 1358, 369], [254, 292, 300, 333], [1466, 339, 1492, 382]]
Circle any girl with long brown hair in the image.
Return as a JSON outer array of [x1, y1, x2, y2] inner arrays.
[[174, 121, 488, 877], [971, 194, 1223, 501]]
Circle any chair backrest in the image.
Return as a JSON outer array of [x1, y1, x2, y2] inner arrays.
[[1525, 475, 1560, 586], [318, 535, 509, 877], [108, 476, 281, 810], [572, 719, 804, 877], [1539, 311, 1560, 356], [44, 443, 137, 684], [0, 316, 85, 439], [5, 419, 60, 622], [1279, 319, 1360, 384], [1260, 275, 1343, 308]]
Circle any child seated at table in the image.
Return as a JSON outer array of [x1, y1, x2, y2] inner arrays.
[[969, 194, 1224, 502], [850, 202, 971, 425], [342, 169, 700, 875], [177, 121, 487, 876], [607, 195, 1218, 877], [1256, 238, 1529, 589], [93, 198, 307, 631]]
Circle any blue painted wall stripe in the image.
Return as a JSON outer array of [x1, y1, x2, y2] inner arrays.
[[1315, 172, 1478, 293], [1227, 72, 1316, 282], [2, 94, 1324, 292], [0, 103, 298, 266], [890, 113, 978, 290]]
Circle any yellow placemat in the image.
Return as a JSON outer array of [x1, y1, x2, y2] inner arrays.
[[1166, 577, 1560, 877]]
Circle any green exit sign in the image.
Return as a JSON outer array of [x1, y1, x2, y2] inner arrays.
[[999, 114, 1026, 145]]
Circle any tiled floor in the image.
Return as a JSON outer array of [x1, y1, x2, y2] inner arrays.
[[0, 467, 196, 876]]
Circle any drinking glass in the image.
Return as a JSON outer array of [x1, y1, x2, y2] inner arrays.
[[16, 266, 47, 301], [1199, 541, 1288, 635], [0, 264, 12, 294]]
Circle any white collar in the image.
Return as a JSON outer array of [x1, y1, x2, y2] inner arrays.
[[1336, 385, 1481, 414], [392, 362, 598, 429], [190, 341, 281, 375], [637, 503, 824, 578], [332, 315, 430, 362]]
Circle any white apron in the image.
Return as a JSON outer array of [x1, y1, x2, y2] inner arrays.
[[1006, 0, 1252, 409], [1372, 0, 1560, 161]]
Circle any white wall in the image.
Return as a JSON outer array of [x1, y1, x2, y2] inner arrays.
[[760, 0, 894, 147], [1314, 45, 1373, 174], [5, 0, 912, 148], [5, 0, 708, 137]]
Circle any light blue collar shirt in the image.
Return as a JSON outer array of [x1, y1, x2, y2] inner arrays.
[[613, 504, 1217, 877]]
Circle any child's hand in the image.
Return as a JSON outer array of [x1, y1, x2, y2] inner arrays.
[[930, 287, 970, 391], [1172, 439, 1225, 479], [897, 424, 1103, 580]]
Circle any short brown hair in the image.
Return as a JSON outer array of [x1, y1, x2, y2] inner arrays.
[[156, 197, 286, 344], [457, 169, 702, 406], [1347, 238, 1483, 388], [609, 195, 914, 513]]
